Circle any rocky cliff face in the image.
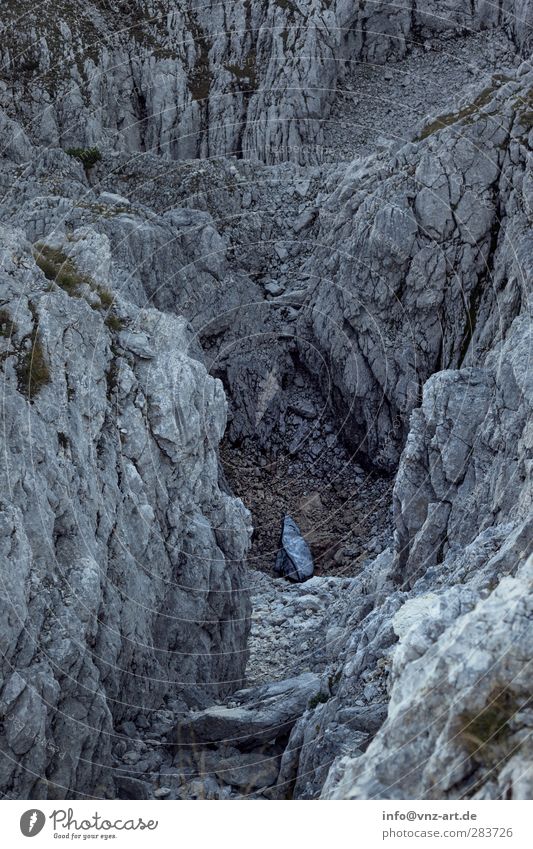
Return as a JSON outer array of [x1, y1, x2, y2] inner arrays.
[[290, 309, 532, 798], [0, 0, 532, 801], [267, 62, 532, 802], [1, 1, 531, 163], [298, 66, 533, 471], [0, 191, 251, 797]]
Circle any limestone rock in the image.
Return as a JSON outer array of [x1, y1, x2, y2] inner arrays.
[[324, 556, 533, 800], [175, 673, 323, 749], [0, 222, 251, 799]]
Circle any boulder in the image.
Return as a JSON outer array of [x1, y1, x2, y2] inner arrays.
[[175, 673, 323, 750]]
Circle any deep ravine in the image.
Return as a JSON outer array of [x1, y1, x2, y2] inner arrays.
[[0, 0, 531, 802]]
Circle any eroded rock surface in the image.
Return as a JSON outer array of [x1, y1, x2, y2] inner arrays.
[[0, 0, 531, 803], [0, 221, 251, 798], [1, 1, 531, 163]]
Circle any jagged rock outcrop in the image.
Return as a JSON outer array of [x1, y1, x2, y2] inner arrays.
[[0, 0, 531, 804], [324, 554, 533, 799], [394, 316, 532, 586], [308, 316, 532, 798], [298, 65, 533, 470], [1, 1, 530, 164], [319, 300, 531, 799], [262, 66, 533, 800], [0, 221, 251, 798], [176, 672, 322, 749]]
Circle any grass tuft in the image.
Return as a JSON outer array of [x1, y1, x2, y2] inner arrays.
[[104, 314, 126, 332], [309, 692, 329, 710], [34, 244, 88, 296], [66, 146, 102, 169], [457, 689, 519, 766], [34, 246, 124, 329], [418, 78, 512, 140], [97, 286, 115, 308], [16, 334, 51, 400]]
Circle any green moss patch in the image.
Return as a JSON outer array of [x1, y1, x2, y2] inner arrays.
[[16, 333, 51, 400], [457, 689, 519, 767], [419, 77, 512, 140], [66, 146, 102, 169], [34, 244, 89, 296]]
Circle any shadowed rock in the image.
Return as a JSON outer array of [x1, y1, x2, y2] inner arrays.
[[175, 673, 322, 750]]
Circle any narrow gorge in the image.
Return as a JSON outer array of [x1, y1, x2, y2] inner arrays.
[[0, 0, 531, 801]]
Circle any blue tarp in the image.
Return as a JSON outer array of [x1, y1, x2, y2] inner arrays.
[[274, 515, 314, 582]]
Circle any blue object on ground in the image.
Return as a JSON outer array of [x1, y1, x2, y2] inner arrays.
[[274, 515, 314, 582]]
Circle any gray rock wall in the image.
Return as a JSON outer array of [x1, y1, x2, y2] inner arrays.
[[1, 1, 530, 164], [270, 67, 533, 800], [297, 67, 533, 470], [0, 0, 531, 803], [324, 552, 533, 799], [0, 221, 251, 798]]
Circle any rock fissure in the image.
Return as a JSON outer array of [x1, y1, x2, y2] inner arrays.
[[0, 0, 531, 802]]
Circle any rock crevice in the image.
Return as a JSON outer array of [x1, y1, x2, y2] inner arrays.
[[0, 0, 531, 801]]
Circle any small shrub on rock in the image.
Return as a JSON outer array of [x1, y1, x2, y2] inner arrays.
[[66, 146, 102, 169]]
